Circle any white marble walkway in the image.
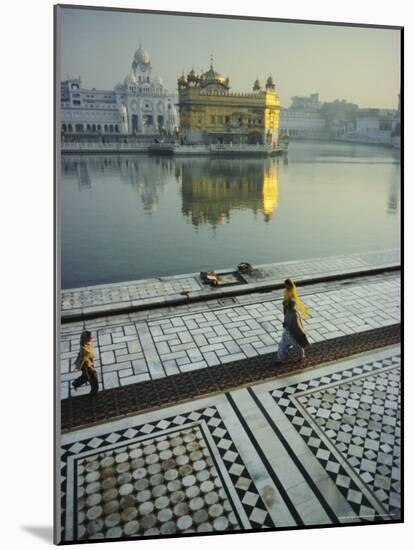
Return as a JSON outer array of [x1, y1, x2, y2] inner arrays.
[[61, 249, 400, 318], [60, 272, 400, 398]]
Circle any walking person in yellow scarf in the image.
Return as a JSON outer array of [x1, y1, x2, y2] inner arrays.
[[283, 278, 309, 318], [71, 330, 99, 395]]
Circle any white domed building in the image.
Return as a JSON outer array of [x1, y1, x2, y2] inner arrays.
[[60, 44, 178, 138], [114, 45, 178, 135]]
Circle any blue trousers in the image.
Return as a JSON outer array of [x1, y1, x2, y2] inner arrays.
[[277, 328, 305, 362]]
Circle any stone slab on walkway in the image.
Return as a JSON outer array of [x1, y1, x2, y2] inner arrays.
[[60, 272, 400, 399], [61, 249, 400, 319]]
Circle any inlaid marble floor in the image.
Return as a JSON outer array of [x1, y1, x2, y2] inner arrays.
[[60, 346, 401, 542]]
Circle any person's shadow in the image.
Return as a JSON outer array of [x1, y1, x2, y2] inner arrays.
[[21, 526, 54, 543]]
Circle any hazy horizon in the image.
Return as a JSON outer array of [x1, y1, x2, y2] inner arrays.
[[59, 7, 401, 109]]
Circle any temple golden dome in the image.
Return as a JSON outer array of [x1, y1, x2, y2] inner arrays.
[[187, 68, 199, 83]]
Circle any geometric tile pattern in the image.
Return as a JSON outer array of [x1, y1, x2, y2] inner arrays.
[[61, 406, 274, 542], [60, 274, 400, 397], [271, 355, 401, 522]]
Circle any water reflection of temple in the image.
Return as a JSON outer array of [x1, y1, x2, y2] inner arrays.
[[179, 158, 279, 226], [61, 155, 174, 212]]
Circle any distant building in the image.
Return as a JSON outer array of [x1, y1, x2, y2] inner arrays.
[[60, 45, 178, 137], [279, 93, 327, 139], [177, 58, 280, 145], [339, 105, 398, 145]]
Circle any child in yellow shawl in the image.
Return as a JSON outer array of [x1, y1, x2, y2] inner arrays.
[[283, 278, 309, 319], [71, 330, 99, 395]]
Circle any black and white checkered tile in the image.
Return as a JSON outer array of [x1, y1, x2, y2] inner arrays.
[[271, 355, 401, 521], [61, 406, 274, 541]]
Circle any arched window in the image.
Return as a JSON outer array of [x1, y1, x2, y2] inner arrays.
[[62, 124, 67, 132], [75, 124, 83, 133], [104, 124, 108, 132], [115, 125, 119, 133], [97, 124, 101, 131], [68, 124, 73, 132], [86, 124, 91, 132], [92, 124, 96, 132], [109, 124, 114, 133]]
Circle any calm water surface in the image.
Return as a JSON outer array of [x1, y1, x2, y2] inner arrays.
[[61, 141, 400, 289]]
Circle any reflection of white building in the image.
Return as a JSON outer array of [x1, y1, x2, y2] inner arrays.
[[279, 93, 326, 139], [60, 45, 178, 137]]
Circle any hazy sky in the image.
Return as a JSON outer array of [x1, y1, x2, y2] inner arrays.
[[59, 7, 401, 109]]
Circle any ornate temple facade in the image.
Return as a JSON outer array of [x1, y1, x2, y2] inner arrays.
[[60, 45, 178, 137], [177, 59, 280, 146]]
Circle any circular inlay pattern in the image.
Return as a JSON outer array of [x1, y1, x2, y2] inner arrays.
[[143, 444, 156, 455], [160, 521, 176, 535], [103, 500, 119, 515], [136, 489, 151, 503], [209, 504, 224, 518], [116, 462, 130, 475], [85, 460, 100, 473], [185, 485, 200, 499], [115, 452, 129, 464], [86, 506, 103, 521], [213, 517, 229, 531], [129, 448, 142, 459], [100, 456, 115, 468], [189, 497, 204, 512], [141, 513, 157, 529], [133, 468, 147, 480], [173, 502, 189, 516], [106, 526, 123, 538], [165, 469, 178, 481], [159, 450, 173, 461], [102, 477, 116, 490], [131, 458, 145, 470], [176, 454, 189, 466], [121, 507, 138, 522], [152, 485, 167, 498], [193, 509, 208, 524], [134, 478, 149, 491], [145, 455, 158, 467], [75, 426, 240, 540], [124, 520, 140, 535], [104, 513, 120, 528], [86, 493, 102, 507], [177, 515, 192, 530], [117, 473, 132, 485], [102, 488, 118, 502], [182, 475, 196, 487], [157, 440, 170, 451], [119, 483, 133, 496], [85, 482, 100, 495], [196, 470, 210, 483], [85, 471, 100, 483], [204, 491, 219, 506], [154, 496, 169, 510], [139, 501, 154, 516], [147, 463, 162, 476], [158, 508, 173, 523]]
